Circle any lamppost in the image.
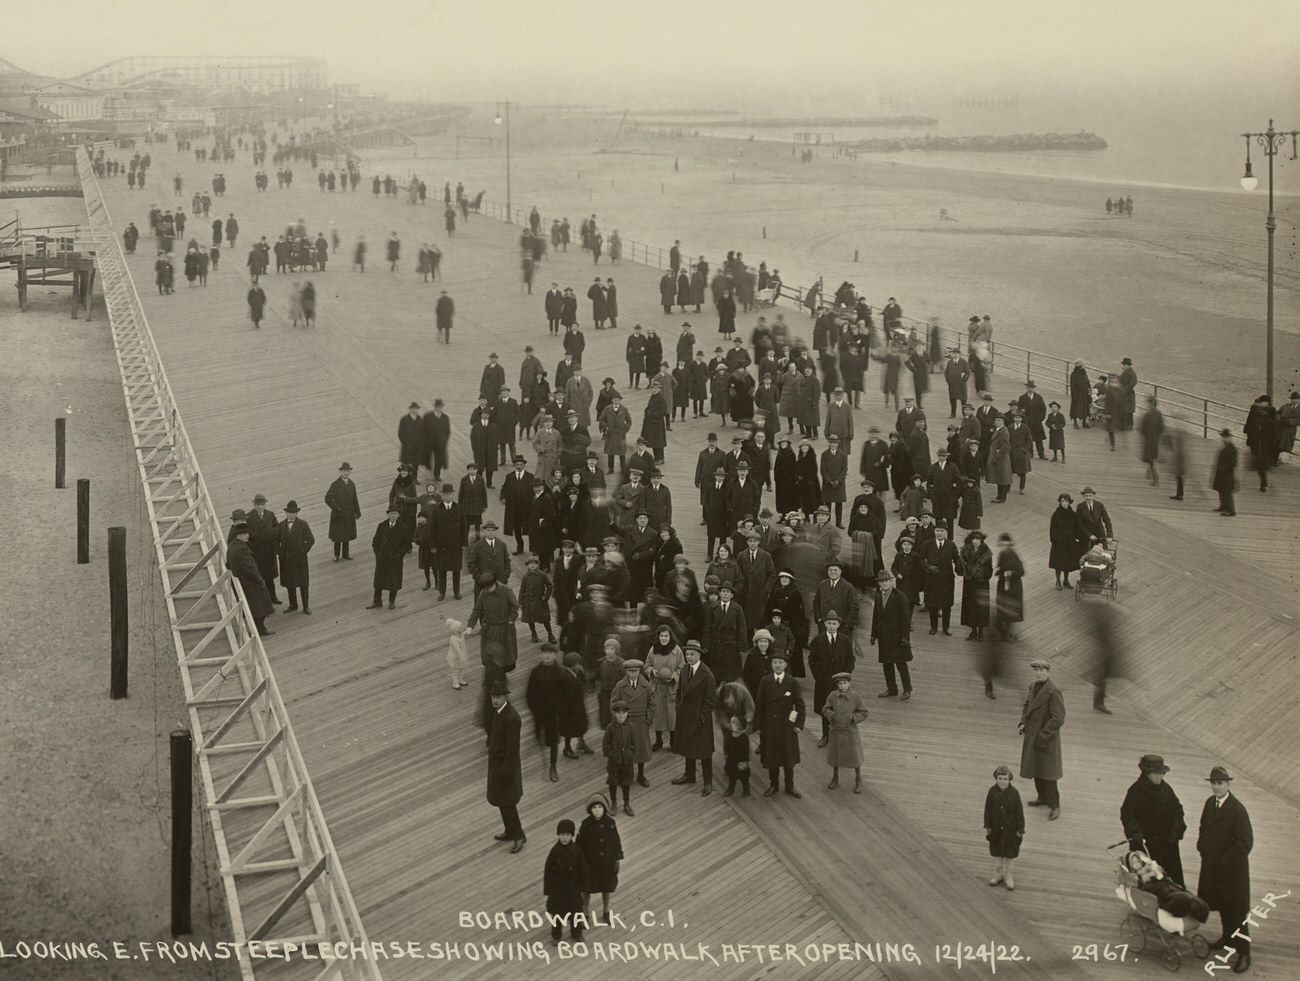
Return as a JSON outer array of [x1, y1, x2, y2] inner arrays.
[[1239, 118, 1298, 400], [494, 101, 513, 223]]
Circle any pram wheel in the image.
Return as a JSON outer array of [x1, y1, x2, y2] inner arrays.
[[1189, 935, 1209, 958], [1120, 913, 1148, 953], [1161, 947, 1181, 971]]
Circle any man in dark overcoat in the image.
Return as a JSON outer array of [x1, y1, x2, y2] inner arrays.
[[1017, 381, 1048, 459], [927, 450, 960, 537], [725, 461, 763, 531], [324, 462, 361, 561], [703, 582, 747, 684], [470, 397, 497, 487], [736, 530, 776, 637], [487, 679, 526, 853], [468, 520, 512, 597], [480, 353, 506, 401], [472, 570, 521, 723], [1068, 360, 1091, 427], [500, 457, 535, 554], [276, 500, 314, 614], [813, 562, 860, 630], [422, 400, 451, 480], [367, 505, 406, 609], [527, 481, 558, 569], [430, 485, 463, 600], [918, 525, 959, 635], [435, 290, 454, 343], [1196, 766, 1253, 969], [869, 571, 913, 699], [671, 640, 716, 794], [1018, 659, 1065, 819], [398, 402, 425, 466], [1211, 430, 1237, 517], [1075, 487, 1114, 544], [246, 494, 281, 604], [752, 651, 805, 797], [622, 511, 658, 600], [226, 521, 275, 636], [1120, 754, 1186, 885], [943, 350, 970, 417], [808, 610, 855, 746]]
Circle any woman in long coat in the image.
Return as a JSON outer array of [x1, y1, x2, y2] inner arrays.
[[532, 419, 562, 482], [1048, 494, 1083, 589], [798, 367, 821, 437], [641, 390, 669, 455], [1120, 758, 1187, 885], [690, 265, 707, 310], [794, 442, 822, 518], [773, 438, 799, 516], [388, 466, 419, 547], [779, 365, 802, 432], [1069, 361, 1091, 425], [728, 369, 754, 424], [644, 331, 664, 377], [716, 290, 737, 336], [764, 573, 808, 677], [645, 626, 684, 744], [676, 271, 691, 311], [960, 531, 993, 637]]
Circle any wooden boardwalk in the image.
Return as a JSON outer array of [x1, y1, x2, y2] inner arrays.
[[98, 140, 1298, 980]]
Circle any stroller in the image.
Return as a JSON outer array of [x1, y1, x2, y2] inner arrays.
[[1109, 843, 1210, 971], [1076, 540, 1118, 601]]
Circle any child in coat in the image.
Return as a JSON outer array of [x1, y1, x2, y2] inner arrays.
[[764, 612, 797, 667], [899, 474, 930, 522], [1046, 401, 1067, 463], [821, 673, 867, 792], [558, 652, 593, 758], [596, 637, 625, 729], [958, 477, 983, 532], [721, 715, 752, 798], [890, 537, 922, 609], [444, 618, 468, 690], [519, 555, 555, 643], [984, 765, 1025, 890], [526, 643, 566, 781], [416, 512, 434, 589], [577, 793, 623, 926], [544, 819, 589, 943], [603, 701, 637, 815]]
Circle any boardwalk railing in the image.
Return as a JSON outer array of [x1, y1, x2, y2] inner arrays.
[[76, 148, 381, 981], [477, 201, 1247, 438]]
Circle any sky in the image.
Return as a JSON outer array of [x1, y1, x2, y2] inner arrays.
[[4, 0, 1298, 114]]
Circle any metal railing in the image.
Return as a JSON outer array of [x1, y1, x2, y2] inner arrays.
[[476, 201, 1248, 438], [76, 148, 380, 981]]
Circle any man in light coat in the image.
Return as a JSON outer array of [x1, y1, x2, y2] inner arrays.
[[1018, 659, 1065, 820]]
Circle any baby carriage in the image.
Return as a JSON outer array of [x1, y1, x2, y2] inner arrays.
[[1076, 540, 1118, 601], [1109, 843, 1210, 971]]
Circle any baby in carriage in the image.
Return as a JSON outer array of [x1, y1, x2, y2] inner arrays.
[[1079, 542, 1115, 584], [1123, 851, 1209, 922]]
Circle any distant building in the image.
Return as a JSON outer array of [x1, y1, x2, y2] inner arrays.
[[34, 82, 106, 122]]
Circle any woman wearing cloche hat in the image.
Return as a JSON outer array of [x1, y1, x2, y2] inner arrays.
[[1120, 754, 1186, 885]]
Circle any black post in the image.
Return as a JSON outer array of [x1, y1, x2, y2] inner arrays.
[[170, 728, 193, 936], [109, 526, 128, 699], [77, 479, 90, 564], [55, 417, 67, 489]]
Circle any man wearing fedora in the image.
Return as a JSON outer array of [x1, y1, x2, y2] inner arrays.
[[430, 483, 464, 600], [246, 493, 281, 605], [324, 462, 361, 561], [368, 505, 405, 610], [1018, 659, 1064, 819], [468, 520, 512, 600], [1197, 766, 1254, 971], [422, 399, 451, 482], [1121, 755, 1187, 885], [276, 500, 315, 614], [399, 402, 425, 469], [487, 678, 526, 854], [226, 520, 275, 636]]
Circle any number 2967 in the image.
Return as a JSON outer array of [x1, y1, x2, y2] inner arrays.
[[1072, 943, 1129, 962]]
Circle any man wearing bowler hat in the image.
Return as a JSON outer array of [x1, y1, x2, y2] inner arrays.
[[1120, 754, 1187, 885], [324, 462, 361, 561], [500, 455, 536, 555], [368, 505, 405, 610], [487, 678, 526, 853], [1018, 659, 1064, 819], [276, 500, 314, 614], [430, 483, 463, 600], [1197, 766, 1254, 971], [398, 402, 425, 468], [246, 493, 281, 604]]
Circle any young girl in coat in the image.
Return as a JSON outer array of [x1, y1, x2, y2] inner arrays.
[[543, 819, 589, 943], [821, 673, 867, 793], [444, 617, 468, 690], [899, 474, 930, 521], [890, 537, 922, 609], [577, 793, 623, 926], [984, 765, 1025, 890], [1046, 400, 1067, 463], [722, 715, 752, 798]]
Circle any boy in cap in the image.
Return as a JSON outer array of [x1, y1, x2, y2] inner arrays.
[[543, 819, 589, 943], [603, 700, 637, 815], [822, 672, 867, 792], [610, 658, 655, 788]]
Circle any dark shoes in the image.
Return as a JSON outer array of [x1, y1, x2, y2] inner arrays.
[[623, 803, 635, 817], [636, 774, 650, 788], [510, 836, 526, 854], [828, 773, 839, 790], [763, 786, 778, 798], [563, 748, 579, 760], [1232, 952, 1251, 974], [1094, 703, 1113, 715], [1048, 808, 1060, 820], [366, 602, 382, 609], [784, 788, 802, 799], [494, 832, 513, 841], [1026, 799, 1044, 806], [816, 736, 829, 749], [671, 775, 696, 785], [900, 691, 912, 701], [877, 690, 898, 698], [701, 784, 712, 797]]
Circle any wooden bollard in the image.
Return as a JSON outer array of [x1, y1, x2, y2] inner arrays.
[[109, 526, 128, 699], [55, 417, 67, 489], [170, 728, 193, 936], [77, 479, 90, 564]]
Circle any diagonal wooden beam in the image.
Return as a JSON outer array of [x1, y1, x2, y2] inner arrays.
[[248, 855, 327, 942], [229, 785, 303, 870], [216, 726, 285, 804], [203, 678, 267, 750]]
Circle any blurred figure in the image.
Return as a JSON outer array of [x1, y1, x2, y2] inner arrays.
[[1083, 598, 1127, 715]]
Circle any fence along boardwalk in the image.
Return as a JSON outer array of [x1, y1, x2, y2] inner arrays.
[[100, 139, 1298, 979]]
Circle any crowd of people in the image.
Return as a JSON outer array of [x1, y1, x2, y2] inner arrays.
[[100, 122, 1277, 968]]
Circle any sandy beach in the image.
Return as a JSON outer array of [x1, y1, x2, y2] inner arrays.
[[361, 110, 1299, 408]]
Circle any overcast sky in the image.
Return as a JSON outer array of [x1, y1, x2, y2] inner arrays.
[[5, 0, 1297, 111]]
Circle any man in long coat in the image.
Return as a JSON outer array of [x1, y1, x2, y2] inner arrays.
[[736, 531, 776, 637], [918, 525, 959, 635], [927, 450, 960, 536], [324, 463, 361, 561], [430, 486, 463, 599], [500, 457, 535, 554], [610, 659, 656, 787], [753, 650, 805, 797], [1018, 659, 1065, 819], [276, 501, 314, 614], [398, 402, 424, 467], [1196, 766, 1254, 968], [467, 520, 512, 597], [435, 291, 454, 343], [1068, 360, 1092, 427], [422, 400, 451, 480], [368, 505, 406, 609], [526, 482, 558, 569], [1211, 430, 1238, 516], [1075, 487, 1115, 544], [246, 494, 281, 604], [226, 521, 275, 636], [543, 284, 563, 334], [1017, 381, 1048, 459], [671, 640, 716, 794], [808, 610, 855, 746], [870, 572, 912, 698], [813, 563, 860, 630], [565, 366, 595, 428], [1118, 357, 1138, 430], [472, 571, 521, 725], [486, 679, 526, 852], [1120, 754, 1187, 885], [985, 416, 1012, 502], [944, 350, 971, 417]]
